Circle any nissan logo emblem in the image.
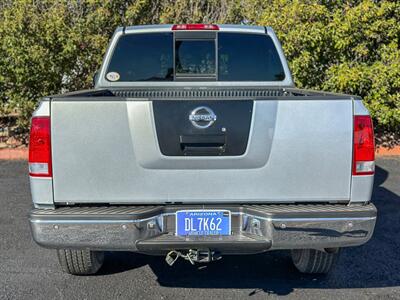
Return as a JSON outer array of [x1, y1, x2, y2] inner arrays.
[[189, 106, 217, 129]]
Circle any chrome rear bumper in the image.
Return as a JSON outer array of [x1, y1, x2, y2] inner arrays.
[[29, 203, 377, 254]]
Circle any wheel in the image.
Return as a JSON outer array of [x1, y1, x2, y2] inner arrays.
[[57, 249, 104, 275], [291, 248, 340, 274]]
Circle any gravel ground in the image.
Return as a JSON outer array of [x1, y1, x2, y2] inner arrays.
[[0, 158, 399, 300]]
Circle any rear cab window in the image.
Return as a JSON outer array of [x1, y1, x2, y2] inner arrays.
[[218, 33, 285, 81], [105, 31, 285, 82], [106, 33, 173, 81], [175, 40, 216, 77]]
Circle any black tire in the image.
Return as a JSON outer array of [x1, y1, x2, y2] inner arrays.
[[57, 249, 104, 275], [291, 248, 340, 274]]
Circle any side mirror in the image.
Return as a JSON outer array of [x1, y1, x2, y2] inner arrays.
[[92, 71, 99, 88]]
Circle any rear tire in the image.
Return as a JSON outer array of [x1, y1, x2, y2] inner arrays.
[[291, 248, 339, 274], [57, 249, 104, 275]]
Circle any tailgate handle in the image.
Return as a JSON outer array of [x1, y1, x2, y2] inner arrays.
[[180, 135, 226, 155]]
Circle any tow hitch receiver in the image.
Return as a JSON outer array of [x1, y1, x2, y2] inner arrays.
[[165, 249, 221, 266]]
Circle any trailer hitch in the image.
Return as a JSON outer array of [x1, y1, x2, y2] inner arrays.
[[165, 249, 221, 266]]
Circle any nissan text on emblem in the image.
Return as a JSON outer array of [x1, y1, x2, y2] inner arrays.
[[189, 106, 217, 129]]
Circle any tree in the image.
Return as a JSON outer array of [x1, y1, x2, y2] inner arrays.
[[259, 0, 400, 134], [0, 0, 399, 138]]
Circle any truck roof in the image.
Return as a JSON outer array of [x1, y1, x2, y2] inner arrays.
[[122, 24, 270, 35]]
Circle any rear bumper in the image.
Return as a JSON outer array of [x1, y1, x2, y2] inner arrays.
[[29, 203, 377, 254]]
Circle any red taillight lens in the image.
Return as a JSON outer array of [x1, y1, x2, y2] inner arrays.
[[172, 24, 219, 31], [353, 115, 375, 175], [29, 116, 52, 177]]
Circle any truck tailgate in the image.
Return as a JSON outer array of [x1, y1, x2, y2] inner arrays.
[[51, 98, 353, 204]]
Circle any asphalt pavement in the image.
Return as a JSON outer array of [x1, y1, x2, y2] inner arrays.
[[1, 157, 399, 300]]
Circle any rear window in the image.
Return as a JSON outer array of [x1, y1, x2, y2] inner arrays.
[[106, 33, 173, 81], [106, 32, 285, 82], [218, 33, 285, 81], [175, 40, 216, 76]]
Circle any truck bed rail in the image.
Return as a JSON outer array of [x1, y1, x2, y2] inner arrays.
[[49, 87, 359, 100]]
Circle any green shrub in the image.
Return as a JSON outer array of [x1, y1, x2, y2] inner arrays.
[[259, 0, 400, 134], [0, 0, 399, 137], [0, 0, 133, 130]]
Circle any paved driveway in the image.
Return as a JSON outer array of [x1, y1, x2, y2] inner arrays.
[[1, 158, 399, 300]]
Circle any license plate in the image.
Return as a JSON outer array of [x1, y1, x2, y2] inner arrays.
[[176, 210, 231, 236]]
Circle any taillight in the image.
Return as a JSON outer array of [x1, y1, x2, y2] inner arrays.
[[171, 24, 219, 31], [353, 115, 375, 175], [29, 116, 52, 177]]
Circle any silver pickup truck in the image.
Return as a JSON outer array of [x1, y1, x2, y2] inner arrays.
[[28, 24, 377, 275]]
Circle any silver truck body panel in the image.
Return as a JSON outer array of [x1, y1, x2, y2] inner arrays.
[[32, 100, 50, 116], [354, 99, 370, 116], [29, 177, 53, 206], [51, 98, 353, 204], [350, 175, 374, 203]]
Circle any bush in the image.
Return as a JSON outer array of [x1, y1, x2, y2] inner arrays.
[[0, 0, 399, 138], [0, 1, 130, 130], [258, 0, 400, 134]]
